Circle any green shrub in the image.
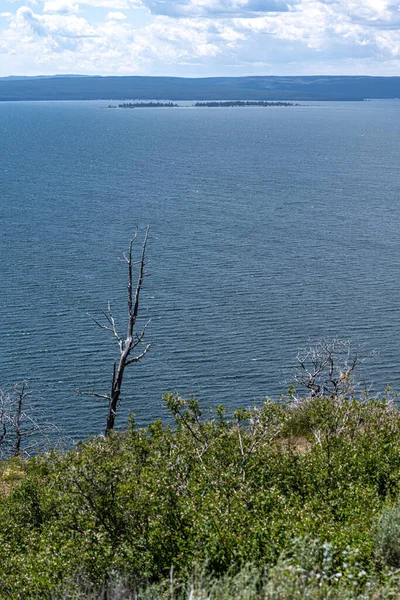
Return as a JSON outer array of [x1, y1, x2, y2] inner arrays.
[[0, 394, 400, 597], [57, 541, 400, 599], [375, 500, 400, 568]]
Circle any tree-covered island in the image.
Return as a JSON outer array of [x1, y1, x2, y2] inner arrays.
[[194, 100, 299, 107], [111, 100, 301, 109], [118, 101, 179, 108]]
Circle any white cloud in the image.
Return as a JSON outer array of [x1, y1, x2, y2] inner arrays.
[[1, 0, 400, 76], [43, 0, 80, 14], [231, 0, 400, 58], [106, 10, 127, 19]]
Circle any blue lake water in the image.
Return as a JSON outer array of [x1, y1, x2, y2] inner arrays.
[[1, 100, 400, 440]]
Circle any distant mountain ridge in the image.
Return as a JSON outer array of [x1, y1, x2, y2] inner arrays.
[[0, 75, 400, 101], [0, 74, 89, 80]]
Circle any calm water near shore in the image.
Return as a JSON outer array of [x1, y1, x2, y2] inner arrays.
[[1, 99, 400, 440]]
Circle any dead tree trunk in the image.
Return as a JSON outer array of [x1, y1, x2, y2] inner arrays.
[[14, 381, 25, 456], [87, 227, 151, 436]]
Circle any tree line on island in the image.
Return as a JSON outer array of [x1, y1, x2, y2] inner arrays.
[[109, 100, 299, 108], [113, 101, 179, 108], [194, 100, 298, 107]]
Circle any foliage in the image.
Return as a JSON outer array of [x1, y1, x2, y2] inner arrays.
[[53, 544, 400, 599], [194, 101, 297, 107], [1, 394, 400, 597], [118, 102, 179, 108], [375, 499, 400, 569]]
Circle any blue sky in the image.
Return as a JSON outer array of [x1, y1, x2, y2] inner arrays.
[[0, 0, 399, 76]]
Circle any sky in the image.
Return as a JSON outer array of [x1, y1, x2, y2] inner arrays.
[[0, 0, 400, 77]]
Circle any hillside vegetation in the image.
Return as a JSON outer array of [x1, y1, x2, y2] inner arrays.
[[1, 75, 400, 101], [3, 390, 400, 598]]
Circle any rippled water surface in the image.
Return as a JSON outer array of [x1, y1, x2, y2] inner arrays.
[[1, 100, 400, 439]]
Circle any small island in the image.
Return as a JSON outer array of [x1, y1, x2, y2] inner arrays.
[[108, 100, 302, 109], [194, 100, 298, 107], [118, 101, 179, 108]]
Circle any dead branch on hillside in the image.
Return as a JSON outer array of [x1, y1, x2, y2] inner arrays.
[[291, 338, 377, 402], [0, 383, 58, 458], [82, 226, 151, 436]]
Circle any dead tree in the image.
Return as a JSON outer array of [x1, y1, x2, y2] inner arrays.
[[0, 383, 57, 458], [291, 338, 377, 402], [86, 227, 151, 436]]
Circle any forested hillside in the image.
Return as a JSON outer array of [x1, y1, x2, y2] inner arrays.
[[1, 75, 400, 101]]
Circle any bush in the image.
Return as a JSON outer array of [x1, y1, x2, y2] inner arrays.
[[58, 541, 400, 599], [375, 500, 400, 568], [0, 394, 400, 597]]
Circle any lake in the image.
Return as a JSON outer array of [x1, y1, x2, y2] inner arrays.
[[1, 100, 400, 440]]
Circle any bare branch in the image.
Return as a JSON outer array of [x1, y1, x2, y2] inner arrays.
[[125, 343, 151, 366], [77, 389, 110, 401], [291, 338, 377, 402], [87, 300, 122, 345], [132, 319, 151, 350], [0, 383, 59, 458], [129, 225, 150, 335], [87, 313, 115, 334]]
